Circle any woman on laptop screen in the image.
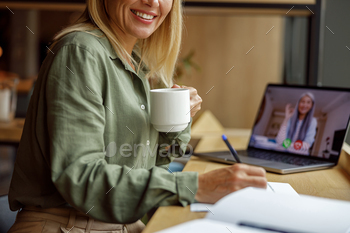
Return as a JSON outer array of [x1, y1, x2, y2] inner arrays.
[[276, 92, 317, 155]]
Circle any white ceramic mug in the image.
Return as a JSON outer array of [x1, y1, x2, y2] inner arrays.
[[150, 88, 190, 132], [0, 77, 18, 122]]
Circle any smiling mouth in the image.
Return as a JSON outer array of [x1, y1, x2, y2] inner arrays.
[[131, 9, 155, 20]]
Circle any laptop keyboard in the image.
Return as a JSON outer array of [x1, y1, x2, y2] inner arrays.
[[244, 149, 328, 166]]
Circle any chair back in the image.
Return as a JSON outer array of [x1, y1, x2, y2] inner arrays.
[[0, 195, 17, 233]]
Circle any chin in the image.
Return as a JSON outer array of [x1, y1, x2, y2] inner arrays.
[[136, 35, 152, 39], [135, 32, 154, 39], [131, 27, 157, 39]]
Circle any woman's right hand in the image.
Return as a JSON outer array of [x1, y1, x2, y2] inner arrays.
[[194, 164, 267, 203], [285, 104, 294, 119]]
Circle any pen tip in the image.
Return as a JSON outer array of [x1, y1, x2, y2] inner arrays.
[[222, 134, 227, 140]]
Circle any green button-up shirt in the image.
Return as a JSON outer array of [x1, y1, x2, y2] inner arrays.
[[8, 29, 198, 223]]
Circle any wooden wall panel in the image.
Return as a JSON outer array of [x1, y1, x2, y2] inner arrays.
[[179, 14, 285, 128]]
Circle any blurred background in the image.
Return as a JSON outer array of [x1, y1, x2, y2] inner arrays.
[[0, 0, 350, 196]]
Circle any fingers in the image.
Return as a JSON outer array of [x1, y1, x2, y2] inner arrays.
[[190, 93, 202, 107], [233, 163, 266, 177], [229, 164, 267, 189], [289, 107, 294, 113], [172, 85, 202, 117], [285, 104, 295, 119], [195, 164, 268, 203], [178, 86, 202, 117], [191, 106, 201, 117], [190, 95, 202, 117], [240, 175, 267, 189], [179, 86, 196, 97]]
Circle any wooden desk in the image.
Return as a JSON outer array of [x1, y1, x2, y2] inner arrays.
[[0, 71, 35, 94], [17, 78, 35, 95], [143, 129, 350, 233]]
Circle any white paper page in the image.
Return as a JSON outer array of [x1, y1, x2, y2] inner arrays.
[[206, 187, 350, 233], [191, 182, 298, 212], [266, 182, 299, 196], [156, 219, 270, 233], [190, 203, 214, 212]]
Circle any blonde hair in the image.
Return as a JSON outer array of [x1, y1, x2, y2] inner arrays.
[[50, 0, 183, 87]]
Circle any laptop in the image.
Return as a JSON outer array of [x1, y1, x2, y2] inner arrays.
[[194, 84, 350, 174]]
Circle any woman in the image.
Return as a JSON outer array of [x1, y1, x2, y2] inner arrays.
[[276, 92, 317, 155], [8, 0, 267, 232]]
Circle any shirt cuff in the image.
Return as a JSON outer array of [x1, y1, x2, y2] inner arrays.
[[175, 171, 198, 206]]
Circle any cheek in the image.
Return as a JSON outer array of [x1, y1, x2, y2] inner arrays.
[[162, 0, 173, 17]]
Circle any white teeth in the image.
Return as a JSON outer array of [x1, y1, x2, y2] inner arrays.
[[131, 10, 154, 20]]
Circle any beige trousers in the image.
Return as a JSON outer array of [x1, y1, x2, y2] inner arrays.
[[8, 206, 145, 233]]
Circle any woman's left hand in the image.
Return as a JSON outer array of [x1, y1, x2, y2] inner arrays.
[[172, 84, 202, 117]]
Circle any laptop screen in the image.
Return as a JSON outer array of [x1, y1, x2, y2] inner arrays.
[[249, 84, 350, 159]]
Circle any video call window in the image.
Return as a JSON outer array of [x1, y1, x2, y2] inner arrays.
[[250, 86, 350, 158]]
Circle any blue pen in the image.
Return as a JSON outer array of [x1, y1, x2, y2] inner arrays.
[[222, 134, 242, 163]]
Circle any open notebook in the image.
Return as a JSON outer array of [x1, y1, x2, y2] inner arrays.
[[157, 188, 350, 233], [190, 182, 299, 212]]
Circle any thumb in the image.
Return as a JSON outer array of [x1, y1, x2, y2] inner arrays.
[[172, 84, 181, 88]]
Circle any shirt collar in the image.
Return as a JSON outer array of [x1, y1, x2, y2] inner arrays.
[[91, 29, 148, 78], [91, 29, 147, 74], [90, 29, 119, 60]]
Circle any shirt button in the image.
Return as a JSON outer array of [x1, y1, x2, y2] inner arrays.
[[146, 140, 150, 146], [141, 104, 145, 110]]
